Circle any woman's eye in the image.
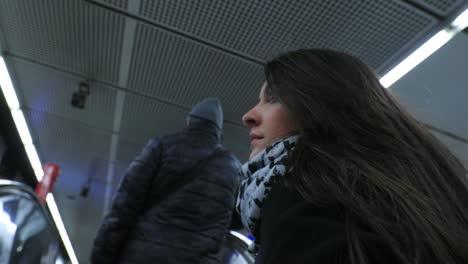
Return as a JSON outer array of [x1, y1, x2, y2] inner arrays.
[[265, 94, 277, 103], [262, 86, 278, 103]]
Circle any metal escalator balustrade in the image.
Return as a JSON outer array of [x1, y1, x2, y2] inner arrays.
[[0, 179, 65, 264]]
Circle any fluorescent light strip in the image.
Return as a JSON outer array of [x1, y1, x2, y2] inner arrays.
[[0, 56, 79, 263], [11, 109, 34, 145], [452, 8, 468, 30], [46, 194, 79, 264], [24, 144, 44, 181], [379, 29, 454, 88], [0, 57, 20, 109], [34, 167, 45, 181], [380, 8, 468, 88]]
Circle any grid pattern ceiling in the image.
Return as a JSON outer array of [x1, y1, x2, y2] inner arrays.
[[119, 92, 189, 144], [137, 0, 437, 69], [127, 23, 264, 123], [1, 0, 467, 262], [0, 0, 126, 84]]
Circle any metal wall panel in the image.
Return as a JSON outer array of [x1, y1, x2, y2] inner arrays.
[[0, 0, 126, 84]]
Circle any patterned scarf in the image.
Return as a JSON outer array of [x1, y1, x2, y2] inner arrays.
[[236, 135, 299, 252]]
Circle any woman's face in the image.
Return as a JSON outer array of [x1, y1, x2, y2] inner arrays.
[[242, 83, 299, 159]]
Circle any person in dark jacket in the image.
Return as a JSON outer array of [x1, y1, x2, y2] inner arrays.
[[237, 49, 468, 263], [91, 98, 242, 264]]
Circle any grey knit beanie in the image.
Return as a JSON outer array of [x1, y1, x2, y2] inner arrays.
[[188, 97, 223, 130]]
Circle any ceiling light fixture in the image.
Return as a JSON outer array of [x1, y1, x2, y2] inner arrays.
[[0, 57, 19, 109], [11, 109, 33, 145], [24, 144, 44, 181], [380, 7, 468, 88]]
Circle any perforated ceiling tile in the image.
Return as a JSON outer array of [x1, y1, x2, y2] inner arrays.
[[412, 0, 467, 16], [119, 93, 188, 144], [11, 58, 117, 131], [127, 23, 264, 123], [0, 0, 125, 84], [138, 0, 437, 70], [27, 110, 112, 184]]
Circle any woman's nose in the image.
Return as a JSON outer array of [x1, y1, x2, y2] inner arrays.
[[242, 107, 258, 129]]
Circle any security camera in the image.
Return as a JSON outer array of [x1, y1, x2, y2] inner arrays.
[[71, 82, 90, 109]]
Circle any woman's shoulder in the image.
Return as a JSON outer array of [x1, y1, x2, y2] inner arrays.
[[258, 179, 399, 264], [260, 178, 346, 239], [257, 179, 347, 263], [261, 178, 343, 223]]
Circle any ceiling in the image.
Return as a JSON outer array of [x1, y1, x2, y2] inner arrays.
[[391, 32, 468, 169], [0, 0, 467, 262]]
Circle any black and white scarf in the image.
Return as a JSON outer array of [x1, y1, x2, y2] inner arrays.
[[236, 135, 299, 252]]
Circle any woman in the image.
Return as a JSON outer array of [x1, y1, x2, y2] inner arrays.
[[236, 49, 468, 264]]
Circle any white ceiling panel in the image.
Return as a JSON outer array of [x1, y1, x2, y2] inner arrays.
[[27, 110, 112, 186], [138, 0, 437, 70], [126, 23, 264, 123], [10, 57, 117, 132], [52, 184, 106, 263], [0, 0, 126, 84], [25, 109, 111, 262]]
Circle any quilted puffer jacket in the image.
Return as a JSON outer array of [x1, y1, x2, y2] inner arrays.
[[91, 121, 242, 264]]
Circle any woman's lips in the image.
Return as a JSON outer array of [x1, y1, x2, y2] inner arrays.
[[250, 134, 264, 146]]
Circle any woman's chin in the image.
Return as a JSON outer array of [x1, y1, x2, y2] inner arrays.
[[249, 147, 264, 160], [249, 149, 258, 160]]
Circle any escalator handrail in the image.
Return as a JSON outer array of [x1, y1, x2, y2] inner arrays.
[[229, 230, 252, 247], [0, 179, 61, 241]]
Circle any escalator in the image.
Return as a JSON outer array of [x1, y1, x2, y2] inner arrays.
[[222, 231, 255, 264], [0, 179, 254, 264], [0, 179, 64, 263]]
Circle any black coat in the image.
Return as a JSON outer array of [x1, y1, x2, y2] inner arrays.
[[255, 179, 405, 264], [91, 123, 242, 264]]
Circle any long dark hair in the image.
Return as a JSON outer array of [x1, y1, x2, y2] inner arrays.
[[265, 49, 468, 264]]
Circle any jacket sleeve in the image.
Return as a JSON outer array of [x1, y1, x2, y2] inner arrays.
[[90, 138, 163, 264]]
